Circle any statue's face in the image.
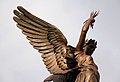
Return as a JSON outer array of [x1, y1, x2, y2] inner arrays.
[[84, 43, 96, 55]]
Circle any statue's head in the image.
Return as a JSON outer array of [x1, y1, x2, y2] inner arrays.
[[83, 39, 97, 55]]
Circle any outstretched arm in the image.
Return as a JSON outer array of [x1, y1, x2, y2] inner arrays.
[[76, 11, 99, 51]]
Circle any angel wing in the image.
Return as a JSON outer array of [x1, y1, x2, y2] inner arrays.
[[13, 6, 72, 74]]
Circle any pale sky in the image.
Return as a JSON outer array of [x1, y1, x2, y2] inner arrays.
[[0, 0, 120, 82]]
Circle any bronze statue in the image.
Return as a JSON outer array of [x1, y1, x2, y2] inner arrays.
[[13, 6, 100, 82]]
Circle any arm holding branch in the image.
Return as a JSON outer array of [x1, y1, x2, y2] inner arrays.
[[76, 11, 99, 51]]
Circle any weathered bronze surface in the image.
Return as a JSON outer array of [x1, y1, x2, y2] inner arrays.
[[13, 6, 100, 82]]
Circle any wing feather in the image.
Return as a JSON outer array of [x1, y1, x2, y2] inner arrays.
[[16, 24, 42, 35], [41, 52, 54, 58], [44, 58, 55, 65], [14, 17, 45, 33], [22, 31, 47, 39], [17, 6, 49, 27], [13, 6, 70, 74], [27, 37, 48, 43], [13, 10, 48, 31], [29, 41, 51, 47], [43, 54, 55, 62]]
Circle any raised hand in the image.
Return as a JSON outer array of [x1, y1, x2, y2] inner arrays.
[[90, 11, 99, 19], [84, 11, 99, 29], [89, 11, 99, 28], [76, 11, 99, 51]]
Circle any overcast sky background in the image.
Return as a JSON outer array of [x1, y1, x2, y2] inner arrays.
[[0, 0, 120, 82]]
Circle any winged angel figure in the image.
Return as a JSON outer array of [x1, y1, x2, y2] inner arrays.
[[13, 6, 100, 82]]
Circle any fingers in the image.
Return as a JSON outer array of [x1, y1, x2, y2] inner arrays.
[[90, 11, 99, 18], [94, 11, 99, 18]]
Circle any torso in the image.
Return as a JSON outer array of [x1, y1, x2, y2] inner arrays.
[[75, 51, 98, 71]]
